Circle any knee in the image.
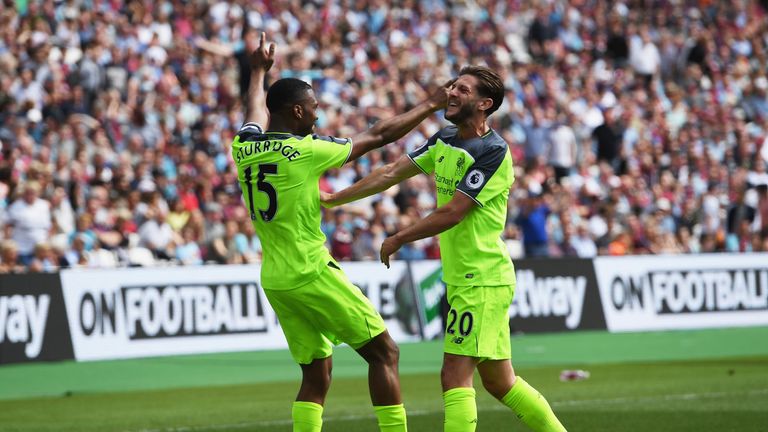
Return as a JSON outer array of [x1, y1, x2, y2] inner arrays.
[[481, 375, 515, 400], [302, 362, 333, 393], [376, 338, 400, 366], [325, 363, 333, 386], [440, 367, 451, 389], [441, 364, 469, 391], [362, 334, 399, 367], [310, 369, 332, 394]]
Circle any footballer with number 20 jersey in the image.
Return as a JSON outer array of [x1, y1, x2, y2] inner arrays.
[[232, 122, 352, 290], [408, 125, 516, 287]]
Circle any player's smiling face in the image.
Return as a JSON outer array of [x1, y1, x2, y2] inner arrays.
[[445, 74, 488, 124]]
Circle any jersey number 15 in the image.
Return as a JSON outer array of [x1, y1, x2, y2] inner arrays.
[[244, 163, 278, 222]]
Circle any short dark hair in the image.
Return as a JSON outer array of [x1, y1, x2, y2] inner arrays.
[[459, 65, 504, 117], [266, 78, 313, 113]]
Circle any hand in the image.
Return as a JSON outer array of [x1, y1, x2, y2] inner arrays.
[[380, 235, 402, 269], [319, 191, 335, 208], [426, 78, 455, 111], [249, 32, 275, 72]]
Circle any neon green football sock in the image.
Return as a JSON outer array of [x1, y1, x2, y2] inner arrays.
[[292, 401, 323, 432], [501, 377, 566, 432], [373, 403, 407, 431], [443, 387, 477, 432]]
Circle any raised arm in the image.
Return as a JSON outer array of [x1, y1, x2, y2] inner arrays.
[[347, 80, 453, 163], [321, 155, 421, 207], [244, 33, 275, 127]]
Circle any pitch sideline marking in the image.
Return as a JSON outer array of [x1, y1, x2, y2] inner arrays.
[[135, 388, 768, 432]]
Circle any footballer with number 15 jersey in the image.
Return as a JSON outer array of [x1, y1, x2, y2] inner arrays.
[[232, 32, 452, 432], [232, 123, 353, 290]]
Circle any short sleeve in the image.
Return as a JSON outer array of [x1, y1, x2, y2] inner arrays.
[[407, 133, 439, 175], [311, 135, 353, 175], [456, 145, 512, 206], [237, 122, 264, 140]]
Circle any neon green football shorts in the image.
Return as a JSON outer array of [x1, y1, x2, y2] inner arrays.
[[264, 261, 387, 364], [443, 284, 515, 360]]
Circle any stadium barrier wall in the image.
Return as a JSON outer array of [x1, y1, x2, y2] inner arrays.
[[1, 253, 766, 364], [0, 273, 74, 364], [594, 253, 768, 332]]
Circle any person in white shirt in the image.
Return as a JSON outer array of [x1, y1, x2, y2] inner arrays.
[[138, 206, 176, 260], [630, 28, 660, 89], [4, 181, 52, 264], [549, 112, 578, 183], [569, 222, 598, 258]]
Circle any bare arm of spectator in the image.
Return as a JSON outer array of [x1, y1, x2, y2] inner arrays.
[[346, 80, 453, 163], [321, 155, 422, 207], [194, 37, 235, 57], [244, 33, 275, 128], [3, 217, 13, 239], [379, 192, 476, 268]]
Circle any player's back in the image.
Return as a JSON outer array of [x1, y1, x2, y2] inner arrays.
[[232, 123, 352, 290]]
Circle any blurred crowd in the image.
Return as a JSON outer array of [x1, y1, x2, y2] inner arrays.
[[1, 0, 768, 273]]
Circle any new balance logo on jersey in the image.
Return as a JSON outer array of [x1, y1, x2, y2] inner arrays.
[[438, 156, 444, 163], [451, 336, 464, 344]]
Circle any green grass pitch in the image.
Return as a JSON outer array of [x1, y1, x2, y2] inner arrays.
[[1, 327, 767, 431]]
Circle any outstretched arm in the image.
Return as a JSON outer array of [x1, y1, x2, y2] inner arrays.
[[321, 155, 422, 207], [194, 37, 235, 57], [379, 192, 477, 268], [244, 33, 275, 128], [346, 80, 453, 163]]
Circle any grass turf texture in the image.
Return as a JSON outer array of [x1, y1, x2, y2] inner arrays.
[[1, 327, 766, 431]]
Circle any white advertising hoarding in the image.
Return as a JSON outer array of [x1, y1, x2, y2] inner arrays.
[[593, 254, 768, 332], [60, 262, 420, 361], [341, 261, 423, 343], [60, 265, 284, 361]]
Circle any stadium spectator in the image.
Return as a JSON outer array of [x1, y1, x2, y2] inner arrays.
[[175, 225, 203, 266], [516, 190, 551, 258], [209, 219, 245, 264], [28, 242, 58, 273], [592, 107, 623, 171], [3, 181, 51, 265], [568, 222, 598, 258], [138, 206, 176, 260], [548, 112, 578, 183], [62, 234, 88, 268], [68, 212, 97, 252], [0, 240, 25, 274], [0, 0, 765, 273]]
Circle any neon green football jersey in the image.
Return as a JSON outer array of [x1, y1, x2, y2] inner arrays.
[[408, 125, 516, 286], [232, 122, 352, 290]]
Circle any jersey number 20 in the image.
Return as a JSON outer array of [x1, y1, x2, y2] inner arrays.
[[244, 163, 278, 222]]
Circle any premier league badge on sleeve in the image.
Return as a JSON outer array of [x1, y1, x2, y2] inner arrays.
[[466, 169, 484, 189]]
